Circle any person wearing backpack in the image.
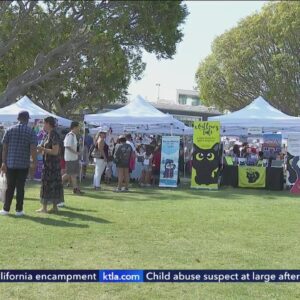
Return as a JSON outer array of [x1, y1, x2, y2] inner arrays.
[[114, 135, 132, 192]]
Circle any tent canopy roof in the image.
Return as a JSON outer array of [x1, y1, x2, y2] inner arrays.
[[84, 95, 184, 127], [0, 96, 71, 127], [208, 96, 300, 133]]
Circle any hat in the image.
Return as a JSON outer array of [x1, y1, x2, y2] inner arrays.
[[18, 110, 30, 120], [118, 135, 125, 140], [98, 126, 108, 133]]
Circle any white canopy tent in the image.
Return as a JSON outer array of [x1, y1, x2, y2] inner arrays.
[[85, 95, 191, 134], [85, 95, 193, 180], [208, 96, 300, 135], [0, 95, 72, 127]]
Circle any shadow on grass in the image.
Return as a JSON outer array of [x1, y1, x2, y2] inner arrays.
[[82, 190, 149, 200], [25, 182, 297, 203], [9, 206, 111, 227], [14, 215, 89, 228], [62, 205, 98, 213], [57, 210, 111, 224], [82, 186, 296, 202]]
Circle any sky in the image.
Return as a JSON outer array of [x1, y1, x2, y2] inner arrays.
[[127, 1, 267, 103]]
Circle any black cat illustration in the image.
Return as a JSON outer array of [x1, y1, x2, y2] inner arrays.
[[192, 143, 219, 185], [163, 159, 176, 178], [246, 171, 260, 183]]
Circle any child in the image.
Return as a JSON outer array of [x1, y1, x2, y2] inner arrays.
[[140, 146, 153, 187]]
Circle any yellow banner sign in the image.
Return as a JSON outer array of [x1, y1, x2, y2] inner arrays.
[[191, 121, 221, 189], [238, 166, 266, 188]]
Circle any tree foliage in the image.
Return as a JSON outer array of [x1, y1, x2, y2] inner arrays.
[[0, 1, 188, 116], [195, 2, 300, 115]]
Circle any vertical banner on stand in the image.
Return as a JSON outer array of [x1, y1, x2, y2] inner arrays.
[[287, 134, 300, 194], [191, 121, 220, 190], [159, 136, 180, 187]]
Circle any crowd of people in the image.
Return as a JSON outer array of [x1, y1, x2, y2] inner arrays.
[[88, 130, 163, 190], [0, 112, 95, 215], [0, 110, 288, 216], [224, 142, 285, 167], [0, 111, 179, 215]]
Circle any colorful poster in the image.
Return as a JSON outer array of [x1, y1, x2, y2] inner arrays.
[[33, 119, 46, 180], [33, 119, 47, 144], [262, 134, 282, 159], [238, 166, 266, 188], [191, 121, 220, 189], [287, 134, 300, 193], [159, 136, 180, 188]]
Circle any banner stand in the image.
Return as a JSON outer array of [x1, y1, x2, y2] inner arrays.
[[191, 121, 221, 190], [159, 136, 180, 188]]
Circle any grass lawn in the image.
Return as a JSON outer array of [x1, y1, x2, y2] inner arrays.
[[1, 180, 300, 299]]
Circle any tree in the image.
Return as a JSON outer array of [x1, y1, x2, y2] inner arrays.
[[0, 1, 188, 116], [195, 2, 300, 115]]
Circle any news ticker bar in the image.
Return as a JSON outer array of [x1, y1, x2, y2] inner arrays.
[[1, 270, 300, 283]]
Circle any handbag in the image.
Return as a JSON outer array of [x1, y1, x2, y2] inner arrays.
[[91, 146, 102, 159], [0, 172, 7, 203]]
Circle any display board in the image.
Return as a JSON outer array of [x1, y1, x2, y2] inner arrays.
[[262, 133, 282, 159], [238, 166, 266, 188], [191, 121, 220, 189], [159, 136, 180, 188]]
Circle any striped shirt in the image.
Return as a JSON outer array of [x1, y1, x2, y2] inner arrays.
[[2, 123, 37, 169]]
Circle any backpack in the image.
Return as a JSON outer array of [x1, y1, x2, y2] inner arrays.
[[115, 144, 132, 164]]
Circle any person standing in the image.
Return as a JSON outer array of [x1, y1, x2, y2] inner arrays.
[[0, 111, 37, 216], [82, 128, 93, 178], [36, 117, 64, 213], [152, 145, 161, 186], [140, 146, 153, 187], [114, 135, 132, 192], [62, 121, 83, 194], [93, 128, 108, 190], [126, 133, 136, 176]]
